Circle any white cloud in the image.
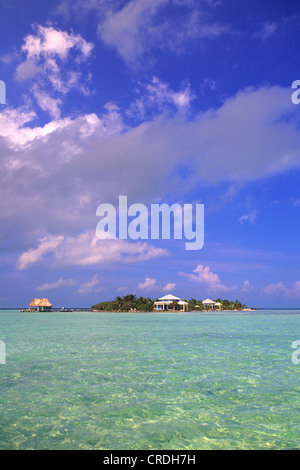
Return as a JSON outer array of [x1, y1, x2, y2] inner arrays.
[[117, 286, 128, 292], [129, 76, 195, 118], [16, 232, 169, 270], [162, 282, 176, 292], [137, 279, 176, 292], [15, 25, 94, 116], [262, 281, 287, 296], [36, 277, 76, 291], [241, 280, 254, 292], [179, 264, 237, 293], [20, 25, 93, 62], [99, 0, 167, 64], [262, 281, 300, 298], [254, 21, 278, 41], [33, 89, 63, 119], [1, 84, 300, 260], [137, 277, 157, 290], [238, 210, 257, 225], [15, 58, 42, 81], [16, 235, 64, 270], [98, 0, 228, 65], [60, 233, 168, 266], [77, 274, 101, 294]]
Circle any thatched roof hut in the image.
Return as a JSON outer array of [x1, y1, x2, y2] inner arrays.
[[27, 298, 52, 312], [28, 298, 52, 312], [37, 298, 52, 311], [38, 298, 52, 308]]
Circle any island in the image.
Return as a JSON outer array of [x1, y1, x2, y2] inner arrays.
[[91, 294, 253, 313]]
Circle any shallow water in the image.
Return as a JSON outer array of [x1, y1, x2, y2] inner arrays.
[[0, 310, 300, 449]]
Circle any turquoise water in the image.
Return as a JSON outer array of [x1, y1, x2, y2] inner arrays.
[[0, 310, 300, 450]]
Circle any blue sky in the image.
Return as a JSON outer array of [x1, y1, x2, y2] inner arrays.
[[1, 0, 300, 307]]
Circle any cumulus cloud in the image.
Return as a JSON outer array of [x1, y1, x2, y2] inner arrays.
[[128, 76, 195, 119], [32, 89, 63, 119], [137, 278, 176, 292], [99, 0, 166, 64], [16, 235, 64, 270], [179, 264, 237, 293], [15, 25, 94, 116], [137, 277, 157, 290], [262, 281, 300, 298], [162, 282, 176, 292], [77, 274, 101, 294], [17, 25, 93, 77], [1, 84, 300, 262], [16, 232, 169, 270], [241, 280, 254, 292], [36, 277, 76, 291], [97, 0, 228, 65]]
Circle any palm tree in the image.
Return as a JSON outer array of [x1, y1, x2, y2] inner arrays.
[[114, 296, 123, 310], [124, 294, 137, 302]]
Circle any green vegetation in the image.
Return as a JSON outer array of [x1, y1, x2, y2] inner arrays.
[[91, 295, 247, 312], [185, 298, 246, 311], [92, 294, 154, 312], [215, 298, 246, 311]]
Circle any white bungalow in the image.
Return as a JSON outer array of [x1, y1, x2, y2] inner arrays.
[[178, 300, 189, 312], [154, 294, 188, 312], [202, 299, 216, 310], [214, 302, 223, 311]]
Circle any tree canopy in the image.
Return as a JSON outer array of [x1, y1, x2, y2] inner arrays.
[[91, 296, 247, 312]]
